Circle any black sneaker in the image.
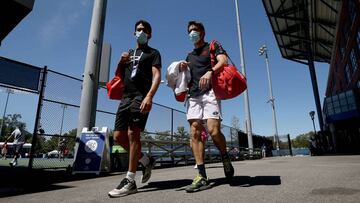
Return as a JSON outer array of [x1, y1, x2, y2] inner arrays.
[[108, 178, 137, 197], [185, 175, 211, 193], [223, 156, 234, 180], [141, 156, 156, 183]]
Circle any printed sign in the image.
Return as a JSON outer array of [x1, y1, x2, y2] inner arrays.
[[72, 127, 108, 174]]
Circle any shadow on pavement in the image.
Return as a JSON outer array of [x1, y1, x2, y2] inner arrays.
[[0, 166, 123, 198], [138, 175, 281, 193], [225, 176, 282, 187], [139, 179, 192, 192]]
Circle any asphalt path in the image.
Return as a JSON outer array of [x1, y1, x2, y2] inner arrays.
[[1, 155, 360, 202]]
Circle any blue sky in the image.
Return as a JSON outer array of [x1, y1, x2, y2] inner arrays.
[[0, 0, 329, 138]]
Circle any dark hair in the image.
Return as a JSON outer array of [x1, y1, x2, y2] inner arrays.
[[135, 20, 152, 34], [187, 21, 205, 32]]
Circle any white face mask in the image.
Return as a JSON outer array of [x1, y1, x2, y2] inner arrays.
[[189, 30, 200, 44], [135, 31, 148, 44]]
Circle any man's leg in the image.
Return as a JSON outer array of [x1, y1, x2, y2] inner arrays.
[[108, 129, 138, 197], [207, 118, 234, 181], [190, 120, 205, 166], [207, 119, 227, 154], [127, 127, 141, 173], [185, 120, 211, 193]]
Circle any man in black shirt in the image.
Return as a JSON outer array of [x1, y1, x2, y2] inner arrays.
[[108, 20, 161, 198], [179, 21, 234, 192]]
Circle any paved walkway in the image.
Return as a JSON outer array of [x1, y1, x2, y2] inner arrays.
[[1, 155, 360, 202]]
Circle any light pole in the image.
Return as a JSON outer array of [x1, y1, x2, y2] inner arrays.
[[0, 88, 14, 137], [309, 111, 316, 134], [258, 45, 280, 151], [235, 0, 253, 152]]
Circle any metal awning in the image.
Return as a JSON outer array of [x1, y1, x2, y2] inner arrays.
[[0, 0, 35, 44], [262, 0, 341, 64]]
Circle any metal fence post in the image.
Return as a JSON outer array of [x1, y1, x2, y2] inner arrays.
[[28, 66, 47, 170]]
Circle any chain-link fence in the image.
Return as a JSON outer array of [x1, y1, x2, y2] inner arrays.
[[31, 68, 239, 169], [272, 134, 292, 156]]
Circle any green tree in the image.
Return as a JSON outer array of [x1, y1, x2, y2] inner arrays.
[[174, 126, 189, 142], [291, 132, 314, 148], [1, 114, 31, 143], [62, 128, 77, 154]]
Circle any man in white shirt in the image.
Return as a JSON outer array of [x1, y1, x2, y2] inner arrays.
[[7, 127, 24, 166]]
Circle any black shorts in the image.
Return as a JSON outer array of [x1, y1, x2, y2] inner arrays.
[[114, 96, 149, 131]]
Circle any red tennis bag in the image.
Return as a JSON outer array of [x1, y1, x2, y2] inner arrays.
[[209, 40, 247, 100], [106, 68, 124, 100]]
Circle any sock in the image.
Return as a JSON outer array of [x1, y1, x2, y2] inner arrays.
[[197, 164, 207, 179], [126, 171, 136, 181], [138, 153, 150, 166]]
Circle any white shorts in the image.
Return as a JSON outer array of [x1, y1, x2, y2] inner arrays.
[[186, 89, 222, 121]]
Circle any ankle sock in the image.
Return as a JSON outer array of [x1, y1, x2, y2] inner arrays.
[[126, 171, 136, 181], [197, 164, 207, 179]]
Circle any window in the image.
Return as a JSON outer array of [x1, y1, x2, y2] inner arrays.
[[350, 49, 358, 72]]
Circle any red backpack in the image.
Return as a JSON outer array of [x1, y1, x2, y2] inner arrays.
[[209, 40, 247, 100]]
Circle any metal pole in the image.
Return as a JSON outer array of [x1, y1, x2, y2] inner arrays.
[[312, 119, 316, 133], [29, 66, 47, 170], [0, 89, 13, 137], [59, 104, 67, 136], [308, 58, 324, 132], [264, 50, 280, 151], [235, 0, 253, 152], [77, 0, 107, 137]]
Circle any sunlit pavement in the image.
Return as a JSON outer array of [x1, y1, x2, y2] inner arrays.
[[1, 155, 360, 202]]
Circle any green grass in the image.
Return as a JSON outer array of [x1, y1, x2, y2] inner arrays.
[[0, 158, 73, 168]]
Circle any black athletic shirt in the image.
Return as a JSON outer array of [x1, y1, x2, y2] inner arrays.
[[121, 46, 161, 98], [186, 41, 225, 98]]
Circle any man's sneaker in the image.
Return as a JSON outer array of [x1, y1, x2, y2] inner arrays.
[[9, 160, 17, 167], [185, 175, 211, 193], [108, 178, 137, 198], [141, 156, 156, 183], [223, 157, 234, 180]]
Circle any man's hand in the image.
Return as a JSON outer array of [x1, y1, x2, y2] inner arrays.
[[199, 71, 212, 90], [140, 96, 153, 114], [179, 61, 190, 72], [115, 52, 130, 75], [119, 52, 130, 65]]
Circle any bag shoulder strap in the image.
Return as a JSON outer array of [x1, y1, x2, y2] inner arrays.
[[209, 40, 237, 68]]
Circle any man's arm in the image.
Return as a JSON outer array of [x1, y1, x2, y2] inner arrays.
[[140, 66, 161, 113], [6, 131, 15, 141], [115, 52, 130, 76], [199, 54, 227, 90]]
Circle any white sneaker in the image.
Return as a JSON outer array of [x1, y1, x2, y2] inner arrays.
[[108, 178, 137, 198], [194, 164, 198, 169]]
